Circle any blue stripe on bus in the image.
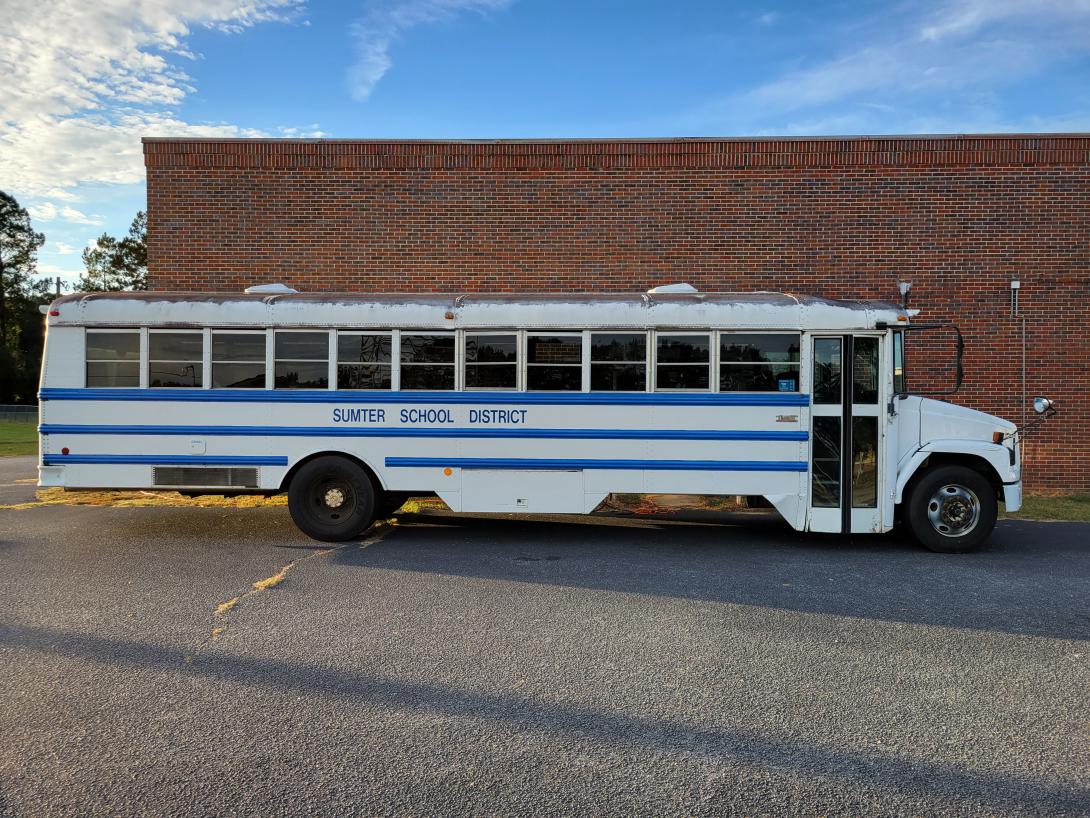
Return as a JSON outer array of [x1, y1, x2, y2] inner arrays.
[[38, 388, 811, 407], [40, 455, 288, 467], [385, 457, 808, 472], [39, 424, 808, 442]]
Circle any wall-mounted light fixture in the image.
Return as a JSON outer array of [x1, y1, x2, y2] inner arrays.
[[898, 281, 912, 310]]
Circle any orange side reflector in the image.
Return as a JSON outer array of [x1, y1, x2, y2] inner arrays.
[[992, 432, 1004, 444]]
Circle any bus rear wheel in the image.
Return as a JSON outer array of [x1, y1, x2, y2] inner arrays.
[[288, 456, 377, 542], [904, 465, 997, 553]]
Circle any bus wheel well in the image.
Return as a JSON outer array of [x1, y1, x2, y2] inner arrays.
[[904, 453, 1003, 502], [279, 452, 384, 494]]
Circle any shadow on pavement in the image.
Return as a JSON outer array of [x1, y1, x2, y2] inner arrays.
[[0, 621, 1085, 815], [332, 510, 1090, 642], [10, 503, 1088, 641]]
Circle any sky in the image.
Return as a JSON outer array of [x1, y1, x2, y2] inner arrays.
[[2, 0, 1089, 287]]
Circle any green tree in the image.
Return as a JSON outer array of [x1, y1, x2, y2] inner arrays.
[[0, 191, 50, 404], [80, 211, 147, 291]]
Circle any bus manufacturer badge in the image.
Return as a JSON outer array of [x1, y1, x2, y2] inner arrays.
[[776, 414, 799, 423]]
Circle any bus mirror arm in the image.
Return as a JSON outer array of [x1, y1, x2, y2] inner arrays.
[[876, 321, 964, 397], [1006, 398, 1058, 441]]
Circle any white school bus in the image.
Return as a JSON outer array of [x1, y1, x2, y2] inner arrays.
[[37, 284, 1033, 552]]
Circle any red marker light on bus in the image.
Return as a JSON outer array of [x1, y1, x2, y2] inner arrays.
[[49, 310, 59, 316], [61, 447, 70, 455]]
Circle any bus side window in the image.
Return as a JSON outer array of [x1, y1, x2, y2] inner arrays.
[[149, 331, 203, 388], [337, 332, 392, 389], [655, 334, 710, 390], [86, 329, 140, 388], [719, 332, 800, 392], [274, 331, 329, 389], [465, 334, 517, 390], [212, 331, 266, 388], [852, 336, 879, 404], [893, 331, 906, 394], [590, 333, 646, 391], [401, 334, 455, 390], [526, 334, 583, 391]]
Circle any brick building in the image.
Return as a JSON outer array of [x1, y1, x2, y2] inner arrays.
[[142, 135, 1090, 492]]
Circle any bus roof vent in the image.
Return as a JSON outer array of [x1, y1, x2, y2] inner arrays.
[[244, 283, 298, 294], [647, 283, 698, 294]]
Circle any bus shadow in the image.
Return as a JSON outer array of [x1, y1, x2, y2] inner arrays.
[[0, 620, 1085, 815], [337, 510, 1090, 642]]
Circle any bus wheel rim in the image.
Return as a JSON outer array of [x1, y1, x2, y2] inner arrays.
[[926, 484, 980, 538], [311, 478, 356, 524]]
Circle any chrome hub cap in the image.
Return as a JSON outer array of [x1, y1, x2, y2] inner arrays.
[[927, 484, 981, 537], [323, 487, 346, 509]]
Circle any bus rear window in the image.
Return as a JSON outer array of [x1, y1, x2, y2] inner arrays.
[[86, 330, 140, 388], [401, 334, 455, 390]]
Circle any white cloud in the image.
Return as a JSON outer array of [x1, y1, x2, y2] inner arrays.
[[37, 263, 83, 279], [0, 0, 307, 198], [42, 187, 79, 202], [689, 0, 1090, 134], [26, 201, 103, 225], [59, 207, 105, 226], [27, 202, 57, 221], [348, 0, 512, 101], [54, 242, 78, 255], [276, 124, 328, 137], [919, 0, 1090, 41], [756, 12, 780, 26]]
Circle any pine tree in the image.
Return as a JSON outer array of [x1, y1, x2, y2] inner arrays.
[[80, 211, 147, 291], [0, 191, 49, 404]]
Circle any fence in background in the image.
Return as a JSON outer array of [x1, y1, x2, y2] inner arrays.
[[0, 405, 37, 423]]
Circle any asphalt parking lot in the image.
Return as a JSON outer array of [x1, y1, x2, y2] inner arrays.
[[1, 488, 1088, 816]]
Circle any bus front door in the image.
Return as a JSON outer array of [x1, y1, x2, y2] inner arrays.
[[808, 335, 883, 534]]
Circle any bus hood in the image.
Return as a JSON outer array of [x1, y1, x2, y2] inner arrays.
[[919, 398, 1016, 445]]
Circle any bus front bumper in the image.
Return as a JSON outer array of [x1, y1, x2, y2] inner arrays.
[[1002, 480, 1022, 514]]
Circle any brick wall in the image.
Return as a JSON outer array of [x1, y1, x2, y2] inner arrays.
[[143, 136, 1090, 492]]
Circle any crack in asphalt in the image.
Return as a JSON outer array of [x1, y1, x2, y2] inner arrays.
[[197, 522, 395, 650]]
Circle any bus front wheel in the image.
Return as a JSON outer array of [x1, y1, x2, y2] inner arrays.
[[904, 465, 997, 553], [287, 456, 377, 542]]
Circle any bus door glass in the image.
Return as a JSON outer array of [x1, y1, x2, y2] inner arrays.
[[808, 335, 883, 534]]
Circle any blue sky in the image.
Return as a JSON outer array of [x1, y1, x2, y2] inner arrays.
[[2, 0, 1089, 286]]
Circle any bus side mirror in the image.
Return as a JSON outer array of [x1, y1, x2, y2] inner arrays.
[[1033, 396, 1055, 415]]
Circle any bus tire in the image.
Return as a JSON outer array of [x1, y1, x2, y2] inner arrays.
[[287, 456, 377, 542], [904, 465, 997, 553]]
